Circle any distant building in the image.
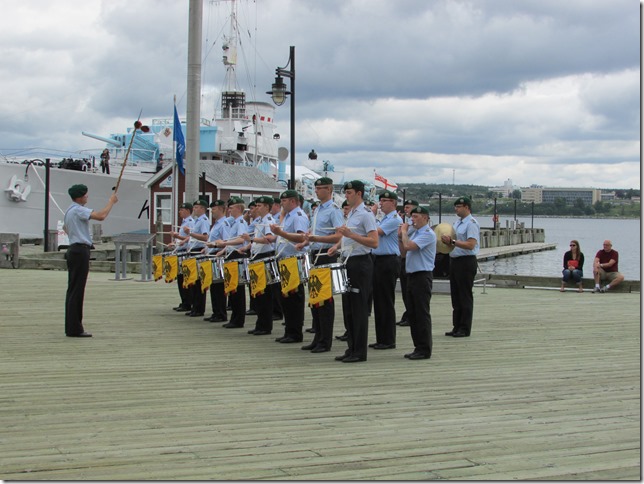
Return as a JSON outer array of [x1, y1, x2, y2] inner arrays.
[[490, 178, 519, 198], [521, 187, 602, 205], [601, 191, 616, 201]]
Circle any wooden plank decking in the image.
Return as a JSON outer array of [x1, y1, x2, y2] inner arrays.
[[0, 269, 640, 480]]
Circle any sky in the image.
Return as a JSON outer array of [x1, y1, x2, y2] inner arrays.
[[0, 0, 640, 190]]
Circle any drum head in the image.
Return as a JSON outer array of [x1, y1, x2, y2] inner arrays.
[[433, 222, 457, 254]]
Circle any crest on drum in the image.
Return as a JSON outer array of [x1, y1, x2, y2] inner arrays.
[[182, 264, 191, 280], [280, 264, 293, 286], [308, 274, 323, 298], [224, 266, 232, 286], [199, 265, 205, 281]]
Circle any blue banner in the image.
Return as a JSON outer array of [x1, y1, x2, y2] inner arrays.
[[173, 105, 185, 175]]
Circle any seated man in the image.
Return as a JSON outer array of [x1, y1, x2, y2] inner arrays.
[[592, 240, 624, 293]]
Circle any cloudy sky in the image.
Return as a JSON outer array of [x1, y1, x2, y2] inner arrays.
[[0, 0, 639, 189]]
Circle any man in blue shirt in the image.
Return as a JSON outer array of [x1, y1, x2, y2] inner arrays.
[[329, 180, 379, 363], [63, 184, 117, 337], [300, 177, 344, 353], [183, 199, 211, 317], [204, 200, 230, 323], [400, 205, 436, 359], [370, 190, 402, 350], [270, 190, 310, 343], [170, 202, 195, 312], [440, 196, 480, 338]]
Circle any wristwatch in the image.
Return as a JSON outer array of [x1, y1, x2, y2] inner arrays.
[[451, 239, 456, 246]]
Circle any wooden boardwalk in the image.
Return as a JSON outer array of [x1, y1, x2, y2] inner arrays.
[[1, 269, 640, 480]]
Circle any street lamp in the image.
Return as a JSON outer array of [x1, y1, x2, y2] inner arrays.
[[267, 46, 295, 190]]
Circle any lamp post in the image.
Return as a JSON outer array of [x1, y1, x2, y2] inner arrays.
[[267, 46, 295, 190]]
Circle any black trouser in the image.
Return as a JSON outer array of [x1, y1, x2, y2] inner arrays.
[[399, 257, 409, 322], [341, 254, 374, 360], [449, 255, 477, 335], [177, 273, 191, 310], [250, 251, 275, 332], [281, 283, 305, 340], [65, 244, 91, 336], [406, 270, 433, 356], [227, 251, 247, 326], [373, 254, 401, 345], [208, 282, 227, 320], [272, 285, 283, 318], [309, 251, 338, 350]]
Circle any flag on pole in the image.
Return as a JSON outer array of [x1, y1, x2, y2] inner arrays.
[[173, 105, 185, 175], [374, 171, 398, 191]]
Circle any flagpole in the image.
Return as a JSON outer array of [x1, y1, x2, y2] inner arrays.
[[172, 95, 178, 234]]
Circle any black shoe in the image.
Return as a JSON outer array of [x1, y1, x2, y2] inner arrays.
[[311, 346, 330, 353], [445, 330, 456, 336], [305, 327, 316, 333], [173, 305, 190, 312], [373, 343, 396, 350], [335, 334, 348, 341], [211, 316, 227, 323], [301, 343, 316, 350], [279, 336, 303, 344], [407, 352, 431, 360], [189, 312, 204, 317], [452, 331, 469, 338], [245, 309, 257, 315], [342, 356, 366, 363], [253, 330, 271, 336], [223, 323, 243, 328], [67, 331, 92, 338], [334, 354, 349, 361], [272, 314, 283, 321], [397, 320, 410, 327], [368, 343, 377, 348], [248, 329, 258, 334], [404, 351, 416, 359], [275, 336, 286, 342]]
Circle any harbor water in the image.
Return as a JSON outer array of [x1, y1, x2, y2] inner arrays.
[[432, 216, 640, 281]]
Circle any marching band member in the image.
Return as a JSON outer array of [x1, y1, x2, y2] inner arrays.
[[182, 200, 210, 317], [170, 202, 194, 313], [270, 190, 309, 344], [242, 196, 277, 335], [210, 197, 248, 328], [397, 199, 419, 327], [299, 177, 343, 353], [400, 206, 436, 360], [203, 200, 230, 323], [370, 190, 402, 350], [329, 180, 378, 363]]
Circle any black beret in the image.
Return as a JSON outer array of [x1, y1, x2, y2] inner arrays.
[[68, 184, 88, 199]]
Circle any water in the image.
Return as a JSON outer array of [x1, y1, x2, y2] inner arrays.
[[432, 216, 640, 281]]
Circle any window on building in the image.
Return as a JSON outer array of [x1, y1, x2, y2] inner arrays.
[[155, 194, 172, 225]]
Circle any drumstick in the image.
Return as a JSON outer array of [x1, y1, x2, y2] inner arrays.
[[114, 115, 149, 194], [316, 226, 357, 230]]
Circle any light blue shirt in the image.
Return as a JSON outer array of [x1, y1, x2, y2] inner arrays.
[[310, 199, 344, 251], [190, 213, 210, 250], [451, 214, 480, 257], [277, 206, 309, 258], [176, 215, 194, 253], [342, 202, 378, 258], [252, 213, 275, 257], [207, 216, 229, 254], [405, 224, 436, 273], [64, 202, 93, 246], [372, 210, 402, 256], [228, 215, 248, 252]]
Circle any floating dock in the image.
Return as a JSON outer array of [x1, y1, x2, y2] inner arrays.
[[0, 268, 639, 480]]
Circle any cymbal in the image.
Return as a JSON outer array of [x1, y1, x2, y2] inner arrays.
[[433, 222, 456, 254]]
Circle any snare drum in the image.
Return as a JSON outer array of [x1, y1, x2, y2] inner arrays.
[[230, 258, 249, 285], [294, 253, 310, 283], [310, 262, 349, 295], [210, 256, 225, 283], [247, 256, 280, 285]]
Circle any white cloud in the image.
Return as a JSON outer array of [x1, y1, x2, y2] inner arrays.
[[0, 0, 638, 189]]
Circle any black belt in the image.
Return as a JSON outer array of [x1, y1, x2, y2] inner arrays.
[[374, 254, 399, 258], [71, 243, 91, 249]]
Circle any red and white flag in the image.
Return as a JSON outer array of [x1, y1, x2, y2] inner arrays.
[[374, 172, 398, 191]]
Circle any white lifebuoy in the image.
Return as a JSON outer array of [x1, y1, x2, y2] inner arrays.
[[4, 175, 32, 202]]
